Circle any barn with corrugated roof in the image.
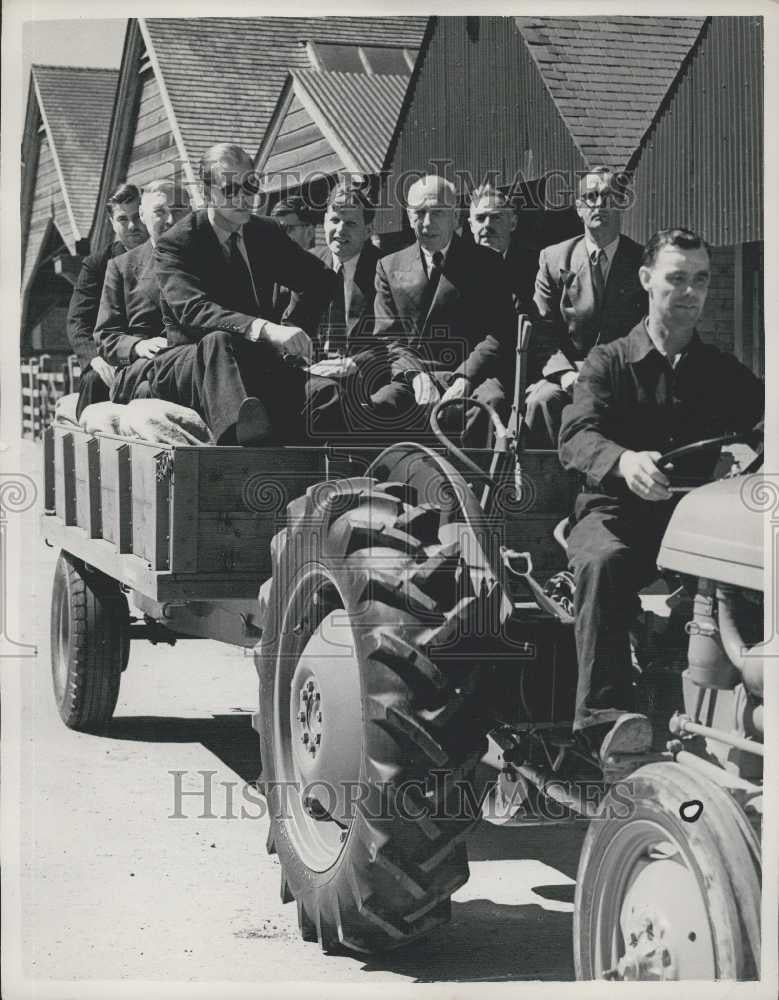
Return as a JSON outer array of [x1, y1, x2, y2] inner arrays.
[[382, 15, 763, 373], [21, 65, 118, 356]]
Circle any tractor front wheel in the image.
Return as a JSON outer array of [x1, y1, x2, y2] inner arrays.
[[574, 762, 760, 980]]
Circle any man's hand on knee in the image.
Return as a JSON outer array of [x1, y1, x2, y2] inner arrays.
[[90, 356, 116, 388], [617, 450, 672, 501], [259, 321, 313, 364]]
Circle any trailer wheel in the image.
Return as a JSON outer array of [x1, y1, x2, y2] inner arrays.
[[574, 762, 760, 980], [50, 551, 129, 731], [256, 477, 499, 953]]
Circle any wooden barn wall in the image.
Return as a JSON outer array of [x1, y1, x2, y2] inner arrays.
[[23, 135, 75, 290], [380, 16, 587, 233], [263, 95, 342, 188], [624, 16, 763, 247], [124, 68, 181, 193]]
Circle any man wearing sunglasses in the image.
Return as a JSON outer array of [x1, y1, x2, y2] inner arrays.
[[525, 167, 646, 447], [150, 143, 335, 445]]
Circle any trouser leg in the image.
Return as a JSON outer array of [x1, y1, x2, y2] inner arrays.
[[567, 502, 669, 730], [75, 368, 110, 419], [524, 379, 570, 448], [150, 333, 308, 444], [110, 358, 156, 404]]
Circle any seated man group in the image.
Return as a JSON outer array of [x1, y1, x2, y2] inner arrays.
[[69, 148, 763, 763]]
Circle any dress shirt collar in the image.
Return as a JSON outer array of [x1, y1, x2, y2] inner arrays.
[[420, 238, 453, 275], [208, 206, 244, 245], [331, 251, 359, 282], [626, 320, 702, 366], [584, 232, 620, 269]]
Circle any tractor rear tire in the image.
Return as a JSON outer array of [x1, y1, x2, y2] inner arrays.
[[574, 761, 760, 980], [50, 551, 129, 731], [256, 477, 500, 953]]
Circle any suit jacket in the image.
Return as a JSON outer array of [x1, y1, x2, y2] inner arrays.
[[533, 233, 646, 379], [94, 241, 164, 366], [505, 243, 538, 317], [373, 235, 515, 388], [67, 240, 128, 368], [154, 210, 335, 346]]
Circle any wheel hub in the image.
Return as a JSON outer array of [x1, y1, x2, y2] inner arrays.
[[603, 847, 715, 980], [287, 609, 364, 831], [296, 678, 323, 760]]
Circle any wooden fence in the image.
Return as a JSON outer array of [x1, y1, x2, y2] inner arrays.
[[21, 355, 80, 440]]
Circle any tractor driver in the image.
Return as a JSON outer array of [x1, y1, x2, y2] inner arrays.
[[558, 228, 763, 762]]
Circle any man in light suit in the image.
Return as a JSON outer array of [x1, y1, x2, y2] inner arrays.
[[149, 143, 335, 445], [370, 175, 515, 444], [526, 167, 646, 446], [94, 180, 188, 404]]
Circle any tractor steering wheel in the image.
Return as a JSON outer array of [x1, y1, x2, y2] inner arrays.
[[657, 423, 763, 478]]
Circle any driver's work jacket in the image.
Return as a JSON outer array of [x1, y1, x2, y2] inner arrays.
[[558, 320, 764, 504]]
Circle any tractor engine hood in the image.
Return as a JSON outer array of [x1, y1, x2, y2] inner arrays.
[[657, 478, 764, 591]]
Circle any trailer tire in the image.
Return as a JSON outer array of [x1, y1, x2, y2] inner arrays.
[[256, 477, 499, 953], [50, 551, 129, 731], [574, 761, 760, 980]]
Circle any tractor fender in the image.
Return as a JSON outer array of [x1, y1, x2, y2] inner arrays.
[[369, 442, 512, 623]]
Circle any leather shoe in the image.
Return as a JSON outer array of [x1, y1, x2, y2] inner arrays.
[[574, 713, 652, 763], [236, 396, 271, 446]]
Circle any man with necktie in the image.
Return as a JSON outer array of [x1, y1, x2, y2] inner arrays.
[[67, 183, 148, 417], [525, 167, 646, 447], [269, 196, 316, 322], [285, 181, 388, 437], [369, 175, 515, 444], [149, 143, 334, 445], [94, 180, 188, 404]]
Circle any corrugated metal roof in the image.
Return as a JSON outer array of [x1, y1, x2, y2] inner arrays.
[[515, 16, 705, 168], [32, 65, 118, 237], [292, 69, 410, 175], [144, 17, 427, 163]]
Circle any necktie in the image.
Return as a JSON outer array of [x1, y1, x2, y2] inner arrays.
[[227, 230, 258, 314], [420, 250, 445, 323], [590, 248, 606, 305], [324, 266, 346, 355]]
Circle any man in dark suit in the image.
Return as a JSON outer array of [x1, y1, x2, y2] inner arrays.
[[94, 180, 187, 404], [558, 228, 763, 761], [370, 175, 515, 445], [526, 167, 647, 446], [149, 143, 335, 445], [67, 183, 147, 417], [468, 183, 549, 391], [269, 196, 316, 322], [287, 181, 387, 438]]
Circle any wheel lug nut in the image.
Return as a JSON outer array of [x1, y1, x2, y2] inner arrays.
[[317, 712, 322, 723], [315, 734, 321, 744], [298, 711, 306, 722], [302, 733, 309, 744], [306, 680, 314, 692]]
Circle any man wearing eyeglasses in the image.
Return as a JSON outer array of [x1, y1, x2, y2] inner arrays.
[[525, 167, 646, 447], [149, 143, 335, 445]]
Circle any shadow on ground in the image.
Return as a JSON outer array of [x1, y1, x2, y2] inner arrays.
[[104, 713, 261, 783]]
